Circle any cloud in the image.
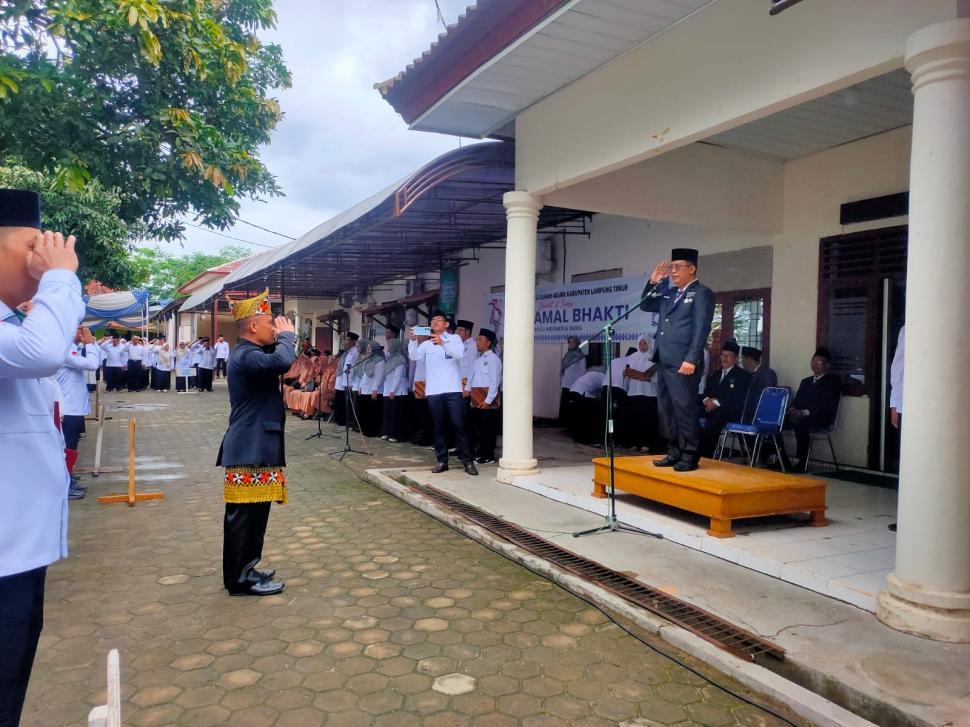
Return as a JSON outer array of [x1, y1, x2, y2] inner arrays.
[[150, 0, 473, 256]]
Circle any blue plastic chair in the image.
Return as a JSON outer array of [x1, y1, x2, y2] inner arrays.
[[715, 387, 790, 470]]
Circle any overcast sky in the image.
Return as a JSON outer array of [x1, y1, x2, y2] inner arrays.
[[151, 0, 472, 255]]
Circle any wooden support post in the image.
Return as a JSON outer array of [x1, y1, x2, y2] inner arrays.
[[85, 377, 100, 421], [98, 417, 165, 506], [87, 649, 121, 727], [75, 405, 123, 476]]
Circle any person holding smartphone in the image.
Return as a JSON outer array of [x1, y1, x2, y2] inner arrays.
[[408, 311, 478, 476]]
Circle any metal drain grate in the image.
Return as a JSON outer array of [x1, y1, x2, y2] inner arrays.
[[410, 483, 785, 663]]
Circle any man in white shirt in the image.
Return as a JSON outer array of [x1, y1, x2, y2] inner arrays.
[[197, 339, 217, 391], [0, 191, 83, 726], [100, 334, 128, 391], [466, 328, 502, 464], [214, 335, 230, 379], [455, 319, 479, 454], [408, 311, 477, 475], [333, 332, 360, 426], [568, 366, 607, 445], [126, 335, 147, 392], [888, 326, 904, 532], [56, 326, 101, 499]]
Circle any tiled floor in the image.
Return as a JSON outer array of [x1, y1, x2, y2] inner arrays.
[[511, 464, 899, 612]]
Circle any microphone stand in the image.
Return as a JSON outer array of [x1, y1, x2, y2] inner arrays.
[[329, 357, 373, 461], [574, 281, 666, 540]]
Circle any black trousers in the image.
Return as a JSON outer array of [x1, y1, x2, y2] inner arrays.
[[223, 503, 271, 593], [104, 366, 123, 391], [410, 396, 433, 445], [333, 389, 348, 426], [463, 396, 476, 456], [126, 360, 143, 391], [657, 364, 703, 462], [0, 566, 46, 727], [427, 392, 472, 465], [216, 358, 228, 378], [470, 407, 500, 460], [62, 414, 85, 451], [155, 370, 171, 391], [198, 368, 213, 391], [381, 396, 410, 440], [700, 407, 733, 458], [359, 394, 383, 436], [626, 395, 661, 450]]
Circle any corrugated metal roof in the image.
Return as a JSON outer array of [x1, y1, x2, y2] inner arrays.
[[379, 0, 714, 138]]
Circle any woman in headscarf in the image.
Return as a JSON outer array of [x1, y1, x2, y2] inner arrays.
[[358, 342, 385, 436], [623, 335, 661, 453], [559, 335, 586, 427], [381, 338, 410, 442]]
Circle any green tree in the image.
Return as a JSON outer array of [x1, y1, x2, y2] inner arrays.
[[130, 243, 251, 300], [0, 160, 141, 287], [0, 0, 291, 240]]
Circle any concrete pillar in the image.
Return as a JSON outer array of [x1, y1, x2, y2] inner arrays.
[[497, 191, 542, 484], [877, 18, 970, 642]]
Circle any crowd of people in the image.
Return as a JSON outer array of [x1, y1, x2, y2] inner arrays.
[[279, 313, 504, 472], [93, 333, 233, 394]]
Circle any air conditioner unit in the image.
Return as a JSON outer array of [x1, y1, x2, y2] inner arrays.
[[405, 279, 424, 297], [338, 292, 354, 308]]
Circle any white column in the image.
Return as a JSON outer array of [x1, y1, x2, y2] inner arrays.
[[498, 191, 542, 484], [876, 18, 970, 642]]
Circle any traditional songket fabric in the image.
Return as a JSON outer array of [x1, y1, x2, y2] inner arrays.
[[224, 466, 287, 504]]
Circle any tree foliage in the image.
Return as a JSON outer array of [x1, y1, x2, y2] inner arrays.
[[0, 160, 141, 287], [130, 243, 251, 300], [0, 0, 292, 240]]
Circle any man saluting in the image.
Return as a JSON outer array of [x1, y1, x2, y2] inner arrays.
[[217, 290, 296, 596], [639, 248, 715, 471]]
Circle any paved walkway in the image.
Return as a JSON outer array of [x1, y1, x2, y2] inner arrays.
[[24, 384, 801, 726]]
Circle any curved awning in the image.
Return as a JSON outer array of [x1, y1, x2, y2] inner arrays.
[[217, 141, 585, 300]]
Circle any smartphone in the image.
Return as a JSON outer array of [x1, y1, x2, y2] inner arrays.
[[412, 326, 432, 337]]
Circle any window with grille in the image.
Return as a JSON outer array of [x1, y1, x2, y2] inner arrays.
[[710, 289, 771, 365]]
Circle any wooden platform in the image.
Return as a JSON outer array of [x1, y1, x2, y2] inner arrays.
[[592, 455, 827, 538]]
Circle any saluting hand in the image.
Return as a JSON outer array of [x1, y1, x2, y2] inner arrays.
[[273, 316, 295, 334], [81, 327, 96, 344], [649, 260, 670, 285], [27, 230, 78, 279]]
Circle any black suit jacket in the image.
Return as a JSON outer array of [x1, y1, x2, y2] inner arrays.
[[216, 332, 297, 468], [791, 372, 841, 428], [639, 279, 715, 368], [703, 366, 751, 422], [742, 365, 778, 422]]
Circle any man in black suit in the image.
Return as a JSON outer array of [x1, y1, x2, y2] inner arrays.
[[699, 341, 750, 457], [217, 290, 296, 596], [740, 346, 778, 423], [784, 346, 841, 471], [639, 248, 716, 471]]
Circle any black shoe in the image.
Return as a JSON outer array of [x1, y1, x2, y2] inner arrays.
[[252, 568, 276, 581], [475, 457, 496, 465], [230, 580, 284, 596], [431, 463, 449, 474], [673, 460, 699, 472], [464, 463, 479, 476], [654, 455, 680, 467], [888, 523, 897, 532]]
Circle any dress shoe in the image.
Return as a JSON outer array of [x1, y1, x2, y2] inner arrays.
[[673, 460, 699, 472], [888, 523, 897, 532], [475, 457, 496, 465], [464, 463, 479, 476], [653, 455, 680, 467], [230, 579, 285, 596], [68, 487, 86, 500], [252, 568, 276, 581], [431, 463, 449, 474]]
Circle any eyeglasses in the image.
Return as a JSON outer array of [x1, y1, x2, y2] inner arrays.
[[670, 263, 695, 272]]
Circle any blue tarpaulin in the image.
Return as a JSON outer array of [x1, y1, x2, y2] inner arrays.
[[82, 289, 151, 329]]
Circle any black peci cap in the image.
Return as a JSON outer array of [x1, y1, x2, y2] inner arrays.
[[0, 189, 41, 229], [670, 248, 699, 266]]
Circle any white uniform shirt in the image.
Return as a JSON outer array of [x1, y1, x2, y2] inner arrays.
[[561, 357, 587, 389], [459, 337, 478, 384], [607, 355, 630, 390], [127, 343, 146, 361], [198, 348, 217, 369], [383, 361, 409, 397], [408, 334, 464, 396], [144, 345, 156, 368], [189, 342, 203, 366], [570, 370, 606, 398], [215, 340, 230, 359], [173, 347, 192, 372], [360, 359, 385, 396], [155, 347, 173, 372], [465, 350, 502, 405], [101, 340, 128, 367], [890, 326, 904, 413], [334, 347, 360, 391], [0, 269, 85, 577], [56, 343, 101, 416]]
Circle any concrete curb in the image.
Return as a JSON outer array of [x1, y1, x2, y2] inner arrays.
[[363, 467, 878, 727]]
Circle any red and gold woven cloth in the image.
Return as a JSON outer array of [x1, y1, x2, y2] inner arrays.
[[224, 466, 287, 504]]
